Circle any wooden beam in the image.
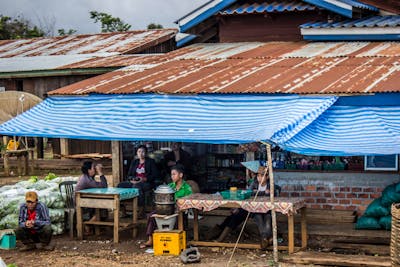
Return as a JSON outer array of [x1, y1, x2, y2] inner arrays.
[[111, 141, 122, 187]]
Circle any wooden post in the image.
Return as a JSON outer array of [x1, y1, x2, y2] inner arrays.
[[60, 138, 69, 158], [111, 141, 122, 187], [266, 143, 279, 264]]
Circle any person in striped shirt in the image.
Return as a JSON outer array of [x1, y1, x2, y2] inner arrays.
[[15, 191, 54, 251]]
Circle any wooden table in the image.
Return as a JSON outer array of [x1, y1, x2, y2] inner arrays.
[[76, 187, 139, 243], [177, 194, 307, 253]]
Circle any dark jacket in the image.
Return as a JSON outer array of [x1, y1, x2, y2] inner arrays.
[[127, 157, 159, 186], [18, 201, 51, 230]]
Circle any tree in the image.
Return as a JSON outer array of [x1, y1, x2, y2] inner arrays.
[[58, 28, 77, 36], [147, 23, 163, 30], [90, 11, 131, 33], [0, 14, 45, 39]]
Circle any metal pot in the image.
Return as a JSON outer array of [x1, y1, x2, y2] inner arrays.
[[154, 185, 176, 215]]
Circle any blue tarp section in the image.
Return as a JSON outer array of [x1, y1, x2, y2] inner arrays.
[[281, 94, 400, 156], [0, 94, 336, 144]]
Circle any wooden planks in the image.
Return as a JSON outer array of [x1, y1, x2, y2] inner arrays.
[[282, 251, 391, 267], [277, 209, 357, 224]]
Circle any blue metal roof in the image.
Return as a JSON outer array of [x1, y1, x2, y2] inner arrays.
[[303, 0, 378, 18], [301, 15, 400, 28], [220, 1, 317, 15]]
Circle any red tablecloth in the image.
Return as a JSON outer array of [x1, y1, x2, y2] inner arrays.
[[176, 193, 305, 215]]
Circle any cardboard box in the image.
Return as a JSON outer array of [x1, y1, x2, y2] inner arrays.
[[0, 234, 16, 250], [153, 230, 186, 256]]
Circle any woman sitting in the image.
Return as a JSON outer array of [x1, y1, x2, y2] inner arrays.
[[140, 164, 192, 249], [75, 161, 108, 234], [207, 166, 281, 250], [118, 145, 160, 218]]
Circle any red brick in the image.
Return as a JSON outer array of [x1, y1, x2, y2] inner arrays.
[[317, 186, 326, 191], [346, 193, 357, 198], [316, 198, 327, 203], [331, 187, 340, 192], [322, 205, 333, 210], [301, 192, 311, 197], [335, 193, 346, 198], [305, 185, 316, 191], [352, 187, 362, 192], [311, 192, 322, 197], [291, 192, 300, 197], [376, 188, 384, 193], [339, 199, 351, 204], [363, 188, 375, 192], [305, 198, 315, 203], [357, 193, 369, 198], [280, 192, 289, 197], [334, 206, 347, 210], [340, 187, 350, 192], [324, 192, 333, 197], [327, 199, 338, 204], [352, 199, 362, 205], [310, 204, 322, 209], [370, 193, 381, 198], [345, 206, 357, 211]]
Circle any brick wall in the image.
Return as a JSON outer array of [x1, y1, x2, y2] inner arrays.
[[275, 171, 400, 216]]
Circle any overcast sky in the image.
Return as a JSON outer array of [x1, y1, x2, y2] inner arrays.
[[0, 0, 209, 35]]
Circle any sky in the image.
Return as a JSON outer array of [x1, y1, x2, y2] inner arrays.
[[0, 0, 209, 35]]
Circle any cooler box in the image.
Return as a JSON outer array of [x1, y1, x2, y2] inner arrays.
[[153, 230, 186, 256], [0, 234, 16, 250]]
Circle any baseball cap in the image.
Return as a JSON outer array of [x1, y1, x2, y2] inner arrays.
[[25, 191, 38, 202]]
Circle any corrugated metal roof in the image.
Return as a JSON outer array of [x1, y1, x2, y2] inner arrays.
[[49, 41, 400, 95], [303, 0, 378, 18], [219, 1, 317, 15], [0, 29, 177, 58], [301, 15, 400, 28]]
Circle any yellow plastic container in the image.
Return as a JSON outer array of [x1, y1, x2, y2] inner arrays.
[[153, 230, 186, 256]]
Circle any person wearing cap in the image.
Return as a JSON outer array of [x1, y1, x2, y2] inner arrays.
[[206, 166, 281, 250], [15, 191, 53, 252]]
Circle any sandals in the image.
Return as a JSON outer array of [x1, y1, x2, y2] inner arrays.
[[139, 241, 152, 249]]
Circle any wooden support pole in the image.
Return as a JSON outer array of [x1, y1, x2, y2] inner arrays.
[[111, 141, 122, 187], [266, 143, 279, 265], [60, 138, 69, 157]]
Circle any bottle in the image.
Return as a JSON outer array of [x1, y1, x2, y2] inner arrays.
[[230, 187, 238, 199]]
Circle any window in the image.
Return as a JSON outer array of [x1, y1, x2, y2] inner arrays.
[[364, 155, 398, 171]]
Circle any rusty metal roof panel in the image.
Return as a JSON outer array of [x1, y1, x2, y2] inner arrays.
[[0, 29, 177, 58], [49, 41, 400, 95], [58, 54, 164, 69]]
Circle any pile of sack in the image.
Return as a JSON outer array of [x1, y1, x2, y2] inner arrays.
[[0, 176, 78, 235], [356, 182, 400, 230]]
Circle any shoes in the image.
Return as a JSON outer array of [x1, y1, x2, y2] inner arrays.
[[19, 244, 36, 252], [139, 242, 152, 249]]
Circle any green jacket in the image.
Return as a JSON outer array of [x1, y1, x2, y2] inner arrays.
[[168, 180, 192, 199]]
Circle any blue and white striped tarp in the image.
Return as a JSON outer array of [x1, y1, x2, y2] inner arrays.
[[0, 94, 336, 144], [281, 94, 400, 156]]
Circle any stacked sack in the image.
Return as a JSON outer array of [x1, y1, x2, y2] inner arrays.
[[356, 182, 400, 230], [0, 176, 78, 235]]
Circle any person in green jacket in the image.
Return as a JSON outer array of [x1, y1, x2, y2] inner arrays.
[[140, 164, 192, 248]]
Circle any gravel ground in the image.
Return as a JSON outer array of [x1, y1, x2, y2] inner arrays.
[[1, 234, 277, 267]]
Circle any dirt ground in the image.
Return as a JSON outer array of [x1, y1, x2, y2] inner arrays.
[[1, 217, 282, 267]]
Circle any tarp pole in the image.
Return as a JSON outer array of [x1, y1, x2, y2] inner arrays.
[[266, 143, 278, 264]]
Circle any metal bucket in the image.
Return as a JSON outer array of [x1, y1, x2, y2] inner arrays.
[[154, 185, 176, 215]]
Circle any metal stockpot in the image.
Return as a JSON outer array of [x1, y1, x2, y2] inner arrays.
[[154, 184, 176, 215]]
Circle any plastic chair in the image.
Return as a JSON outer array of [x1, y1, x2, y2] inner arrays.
[[59, 181, 77, 238]]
